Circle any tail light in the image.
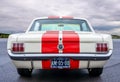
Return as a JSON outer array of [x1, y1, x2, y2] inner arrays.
[[96, 43, 108, 53], [12, 43, 24, 53]]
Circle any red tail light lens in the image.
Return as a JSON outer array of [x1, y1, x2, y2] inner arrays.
[[12, 43, 24, 53], [96, 43, 108, 52]]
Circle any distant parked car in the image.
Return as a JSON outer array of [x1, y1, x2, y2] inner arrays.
[[7, 16, 113, 77]]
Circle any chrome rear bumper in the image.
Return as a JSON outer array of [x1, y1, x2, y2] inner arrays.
[[8, 50, 112, 61]]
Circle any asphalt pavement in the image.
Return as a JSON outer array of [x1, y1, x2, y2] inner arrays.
[[0, 39, 120, 82]]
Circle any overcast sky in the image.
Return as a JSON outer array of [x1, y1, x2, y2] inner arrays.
[[0, 0, 120, 34]]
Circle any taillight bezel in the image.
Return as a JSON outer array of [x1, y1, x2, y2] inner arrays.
[[96, 43, 108, 53], [12, 43, 24, 53]]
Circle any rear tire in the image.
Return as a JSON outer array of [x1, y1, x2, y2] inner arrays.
[[17, 68, 32, 77], [88, 68, 103, 76]]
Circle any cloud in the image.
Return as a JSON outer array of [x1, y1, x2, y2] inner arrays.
[[96, 27, 120, 36], [0, 0, 120, 34]]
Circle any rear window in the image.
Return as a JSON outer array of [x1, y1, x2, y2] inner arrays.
[[29, 19, 91, 32]]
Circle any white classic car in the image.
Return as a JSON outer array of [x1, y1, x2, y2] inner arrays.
[[7, 16, 113, 77]]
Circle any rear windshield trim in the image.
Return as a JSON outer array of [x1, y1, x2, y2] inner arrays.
[[29, 19, 92, 32]]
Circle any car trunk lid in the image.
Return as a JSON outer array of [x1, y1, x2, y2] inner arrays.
[[16, 31, 104, 53]]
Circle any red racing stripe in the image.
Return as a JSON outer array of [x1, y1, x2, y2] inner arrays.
[[42, 31, 59, 69], [63, 31, 80, 69], [42, 31, 59, 53], [48, 16, 59, 19], [42, 60, 51, 69]]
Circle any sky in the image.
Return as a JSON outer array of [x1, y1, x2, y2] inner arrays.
[[0, 0, 120, 35]]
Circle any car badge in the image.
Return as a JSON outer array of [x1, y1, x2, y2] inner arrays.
[[57, 44, 64, 50]]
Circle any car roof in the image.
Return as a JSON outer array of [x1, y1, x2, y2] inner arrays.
[[33, 16, 88, 21]]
